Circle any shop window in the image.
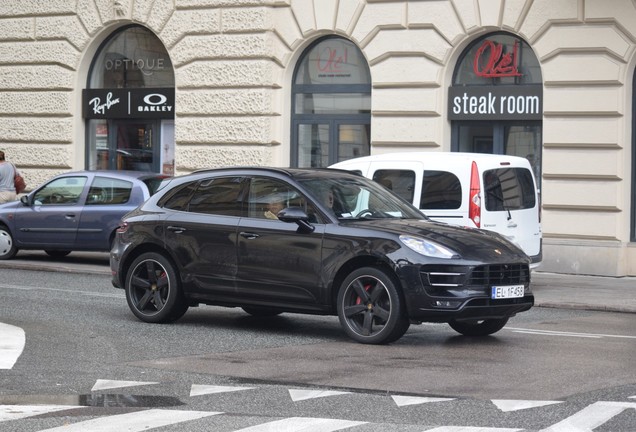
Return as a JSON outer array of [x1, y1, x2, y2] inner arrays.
[[291, 37, 371, 167]]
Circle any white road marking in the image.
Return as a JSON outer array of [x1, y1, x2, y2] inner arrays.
[[288, 389, 351, 402], [539, 401, 636, 432], [491, 399, 563, 412], [0, 405, 83, 422], [91, 379, 159, 392], [507, 327, 636, 339], [392, 395, 455, 407], [36, 408, 221, 431], [0, 283, 124, 299], [0, 322, 25, 369], [234, 416, 367, 431], [190, 384, 254, 397]]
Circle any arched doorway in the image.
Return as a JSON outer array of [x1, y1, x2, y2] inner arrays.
[[83, 25, 175, 174], [291, 36, 371, 167], [449, 32, 543, 186]]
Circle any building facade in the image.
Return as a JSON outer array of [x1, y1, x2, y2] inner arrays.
[[0, 0, 635, 276]]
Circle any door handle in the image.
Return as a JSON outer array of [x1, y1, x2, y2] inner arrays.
[[240, 232, 259, 240], [65, 214, 76, 219], [167, 225, 186, 233], [507, 222, 518, 228]]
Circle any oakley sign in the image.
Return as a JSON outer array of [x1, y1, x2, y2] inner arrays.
[[83, 88, 175, 119]]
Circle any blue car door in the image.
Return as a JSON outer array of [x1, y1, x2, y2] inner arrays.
[[13, 176, 88, 248]]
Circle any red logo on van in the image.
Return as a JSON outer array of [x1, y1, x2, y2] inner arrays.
[[473, 40, 522, 78]]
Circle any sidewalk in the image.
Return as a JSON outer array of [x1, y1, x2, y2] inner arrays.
[[1, 251, 635, 314]]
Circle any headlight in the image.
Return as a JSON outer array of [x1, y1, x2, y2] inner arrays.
[[399, 235, 459, 259]]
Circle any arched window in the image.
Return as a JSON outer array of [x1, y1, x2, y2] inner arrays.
[[84, 25, 175, 174], [450, 32, 543, 186], [291, 37, 371, 167]]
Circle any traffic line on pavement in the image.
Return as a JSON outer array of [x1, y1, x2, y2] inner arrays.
[[0, 405, 84, 422], [233, 416, 367, 431], [539, 401, 636, 432], [190, 384, 255, 397], [288, 389, 351, 402], [392, 395, 455, 407], [0, 322, 25, 369], [507, 327, 636, 339], [91, 379, 159, 392], [0, 284, 124, 299], [35, 408, 221, 432], [491, 399, 563, 412]]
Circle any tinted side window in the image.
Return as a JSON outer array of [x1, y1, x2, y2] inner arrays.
[[372, 170, 415, 202], [484, 168, 536, 211], [189, 177, 245, 216], [421, 171, 462, 210], [247, 177, 307, 220], [160, 182, 198, 211], [86, 177, 133, 205]]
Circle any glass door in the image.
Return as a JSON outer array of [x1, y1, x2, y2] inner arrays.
[[294, 120, 370, 168]]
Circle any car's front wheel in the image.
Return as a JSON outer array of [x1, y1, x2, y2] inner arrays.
[[0, 225, 17, 260], [337, 267, 410, 344], [125, 252, 188, 323], [448, 317, 509, 336]]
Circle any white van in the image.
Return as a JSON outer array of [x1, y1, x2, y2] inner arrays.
[[330, 152, 542, 268]]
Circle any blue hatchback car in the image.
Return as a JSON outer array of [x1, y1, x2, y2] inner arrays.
[[0, 170, 167, 260]]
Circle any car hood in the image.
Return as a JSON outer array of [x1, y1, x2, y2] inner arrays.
[[0, 200, 21, 213], [341, 218, 529, 263]]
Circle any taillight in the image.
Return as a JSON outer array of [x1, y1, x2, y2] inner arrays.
[[469, 161, 481, 228], [116, 222, 129, 234]]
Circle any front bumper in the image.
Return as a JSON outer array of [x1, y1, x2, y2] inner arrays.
[[400, 262, 533, 322]]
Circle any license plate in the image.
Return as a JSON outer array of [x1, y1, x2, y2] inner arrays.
[[491, 285, 525, 299]]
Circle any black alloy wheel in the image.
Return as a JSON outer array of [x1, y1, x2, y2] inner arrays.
[[125, 252, 188, 323], [337, 267, 410, 344], [0, 226, 17, 260], [448, 317, 509, 336]]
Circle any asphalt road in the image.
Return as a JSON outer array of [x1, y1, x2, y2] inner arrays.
[[1, 267, 635, 431]]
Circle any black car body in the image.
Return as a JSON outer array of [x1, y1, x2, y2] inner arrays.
[[111, 167, 533, 344]]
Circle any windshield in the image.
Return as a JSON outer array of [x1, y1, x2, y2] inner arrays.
[[297, 174, 423, 220]]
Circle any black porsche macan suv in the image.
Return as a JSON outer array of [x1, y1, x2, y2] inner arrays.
[[111, 167, 533, 344]]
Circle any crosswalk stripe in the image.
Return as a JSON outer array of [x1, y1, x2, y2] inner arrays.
[[392, 395, 455, 407], [0, 405, 84, 422], [0, 322, 25, 369], [233, 416, 367, 431], [91, 379, 159, 392], [190, 384, 255, 397], [35, 408, 222, 432], [491, 399, 563, 412], [423, 427, 523, 431], [288, 389, 351, 402]]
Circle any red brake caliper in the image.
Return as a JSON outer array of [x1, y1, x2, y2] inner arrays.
[[355, 283, 372, 305]]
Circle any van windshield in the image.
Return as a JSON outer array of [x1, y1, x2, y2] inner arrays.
[[483, 168, 536, 211]]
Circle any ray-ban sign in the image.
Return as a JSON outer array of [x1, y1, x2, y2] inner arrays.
[[83, 88, 175, 119]]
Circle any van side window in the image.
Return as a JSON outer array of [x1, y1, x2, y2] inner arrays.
[[421, 171, 462, 210], [483, 168, 536, 211], [372, 170, 415, 202]]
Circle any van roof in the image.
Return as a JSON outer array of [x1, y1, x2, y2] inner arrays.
[[332, 151, 531, 165]]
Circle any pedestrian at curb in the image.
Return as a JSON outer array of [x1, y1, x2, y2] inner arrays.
[[0, 150, 18, 203]]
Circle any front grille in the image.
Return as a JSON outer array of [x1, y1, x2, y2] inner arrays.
[[470, 264, 529, 286], [421, 263, 529, 288]]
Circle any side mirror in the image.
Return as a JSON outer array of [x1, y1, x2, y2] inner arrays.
[[20, 195, 30, 206], [277, 207, 315, 233]]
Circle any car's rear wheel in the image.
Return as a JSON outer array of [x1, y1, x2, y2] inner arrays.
[[337, 267, 410, 344], [242, 307, 283, 317], [125, 252, 188, 323], [45, 250, 71, 258], [448, 317, 509, 336], [0, 225, 17, 260]]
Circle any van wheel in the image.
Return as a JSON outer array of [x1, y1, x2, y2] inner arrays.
[[448, 317, 508, 336], [337, 267, 410, 344]]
